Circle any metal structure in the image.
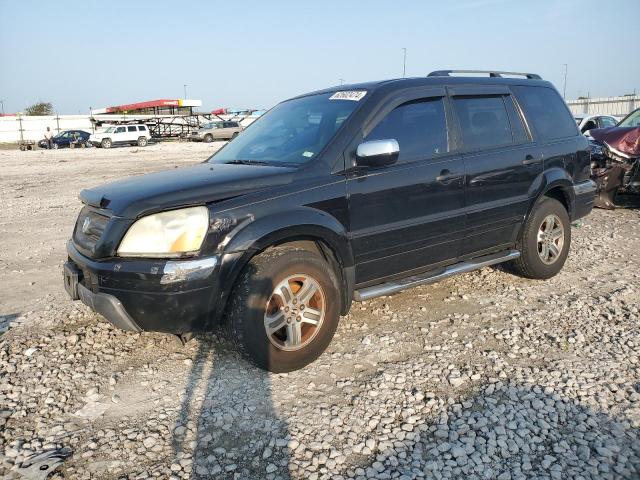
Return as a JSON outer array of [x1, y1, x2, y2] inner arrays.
[[567, 94, 639, 117], [91, 99, 208, 139]]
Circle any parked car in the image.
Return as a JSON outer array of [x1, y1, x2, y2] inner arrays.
[[588, 107, 640, 208], [574, 114, 618, 135], [190, 121, 242, 142], [63, 70, 595, 372], [89, 124, 151, 148], [38, 130, 91, 149]]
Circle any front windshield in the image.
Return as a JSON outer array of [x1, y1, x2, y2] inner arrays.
[[619, 109, 640, 127], [208, 91, 364, 166], [103, 127, 115, 133]]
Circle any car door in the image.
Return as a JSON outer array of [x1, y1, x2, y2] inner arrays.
[[126, 125, 138, 142], [57, 132, 70, 147], [347, 91, 466, 285], [449, 88, 541, 257], [213, 122, 225, 139], [113, 126, 126, 143]]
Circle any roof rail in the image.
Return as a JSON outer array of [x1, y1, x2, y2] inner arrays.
[[428, 70, 542, 80]]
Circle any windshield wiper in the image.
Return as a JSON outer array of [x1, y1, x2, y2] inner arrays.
[[224, 159, 272, 166]]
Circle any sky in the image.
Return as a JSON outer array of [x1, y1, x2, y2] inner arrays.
[[0, 0, 638, 114]]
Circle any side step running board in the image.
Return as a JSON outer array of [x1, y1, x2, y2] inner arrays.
[[353, 250, 520, 301]]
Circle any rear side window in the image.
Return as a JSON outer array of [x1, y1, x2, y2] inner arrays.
[[452, 96, 512, 150], [127, 126, 137, 132], [600, 117, 617, 128], [138, 125, 147, 131], [365, 97, 448, 163], [512, 86, 578, 140]]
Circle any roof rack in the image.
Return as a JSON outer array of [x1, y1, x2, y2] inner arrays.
[[428, 70, 541, 80]]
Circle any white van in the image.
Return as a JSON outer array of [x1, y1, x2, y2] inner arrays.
[[89, 125, 152, 148]]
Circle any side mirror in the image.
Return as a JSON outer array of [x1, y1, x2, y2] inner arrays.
[[356, 139, 399, 168]]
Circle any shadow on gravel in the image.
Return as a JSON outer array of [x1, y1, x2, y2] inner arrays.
[[348, 383, 639, 479], [172, 276, 292, 479]]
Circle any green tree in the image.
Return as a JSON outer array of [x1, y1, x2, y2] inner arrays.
[[25, 101, 54, 116]]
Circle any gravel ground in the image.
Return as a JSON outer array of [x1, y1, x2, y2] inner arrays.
[[0, 143, 638, 479]]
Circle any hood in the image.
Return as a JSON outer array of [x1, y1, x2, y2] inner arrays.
[[590, 126, 640, 157], [80, 162, 295, 218]]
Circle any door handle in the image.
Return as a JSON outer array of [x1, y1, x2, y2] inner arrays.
[[522, 154, 542, 166], [436, 170, 462, 183]]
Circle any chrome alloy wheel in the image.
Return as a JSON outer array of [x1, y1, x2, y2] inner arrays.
[[264, 274, 325, 351], [537, 214, 564, 265]]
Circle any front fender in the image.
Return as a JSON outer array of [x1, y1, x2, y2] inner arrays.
[[222, 207, 354, 266]]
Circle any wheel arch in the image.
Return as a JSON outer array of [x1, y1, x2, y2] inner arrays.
[[519, 167, 575, 242], [207, 209, 355, 328]]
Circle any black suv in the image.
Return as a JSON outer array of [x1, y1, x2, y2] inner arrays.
[[64, 70, 596, 372]]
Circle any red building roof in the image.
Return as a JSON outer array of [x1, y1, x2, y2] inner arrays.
[[105, 99, 181, 113]]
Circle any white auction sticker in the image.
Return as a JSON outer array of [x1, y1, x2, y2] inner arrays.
[[329, 90, 367, 101]]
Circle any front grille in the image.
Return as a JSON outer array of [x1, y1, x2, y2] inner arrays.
[[73, 206, 110, 254]]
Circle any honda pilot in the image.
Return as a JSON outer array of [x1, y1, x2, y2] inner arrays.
[[64, 70, 596, 372]]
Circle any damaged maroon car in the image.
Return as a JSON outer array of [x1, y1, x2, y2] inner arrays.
[[589, 108, 640, 208]]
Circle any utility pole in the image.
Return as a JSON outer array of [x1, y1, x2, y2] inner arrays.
[[339, 78, 345, 86], [563, 64, 568, 99], [183, 84, 188, 99], [402, 48, 407, 78], [0, 100, 4, 115]]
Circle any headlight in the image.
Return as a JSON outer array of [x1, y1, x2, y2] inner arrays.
[[117, 206, 209, 257]]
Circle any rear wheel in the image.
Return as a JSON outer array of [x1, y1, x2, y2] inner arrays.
[[511, 197, 570, 279], [231, 131, 239, 139], [226, 247, 341, 372], [137, 137, 148, 147], [204, 134, 213, 143], [101, 138, 112, 149]]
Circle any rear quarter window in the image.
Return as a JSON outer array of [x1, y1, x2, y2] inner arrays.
[[138, 125, 147, 131], [512, 86, 578, 141]]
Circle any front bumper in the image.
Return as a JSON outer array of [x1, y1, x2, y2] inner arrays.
[[64, 241, 221, 333], [572, 179, 597, 220]]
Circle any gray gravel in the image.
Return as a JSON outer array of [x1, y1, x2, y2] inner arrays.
[[0, 145, 638, 479]]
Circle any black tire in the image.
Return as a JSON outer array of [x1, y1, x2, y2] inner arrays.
[[511, 197, 571, 279], [137, 137, 148, 147], [225, 247, 341, 373], [204, 134, 213, 143], [101, 138, 112, 149], [231, 131, 239, 139], [52, 143, 59, 150]]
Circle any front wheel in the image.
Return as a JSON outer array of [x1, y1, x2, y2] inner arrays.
[[511, 197, 571, 279], [52, 143, 59, 150], [226, 247, 341, 373], [101, 138, 112, 149]]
